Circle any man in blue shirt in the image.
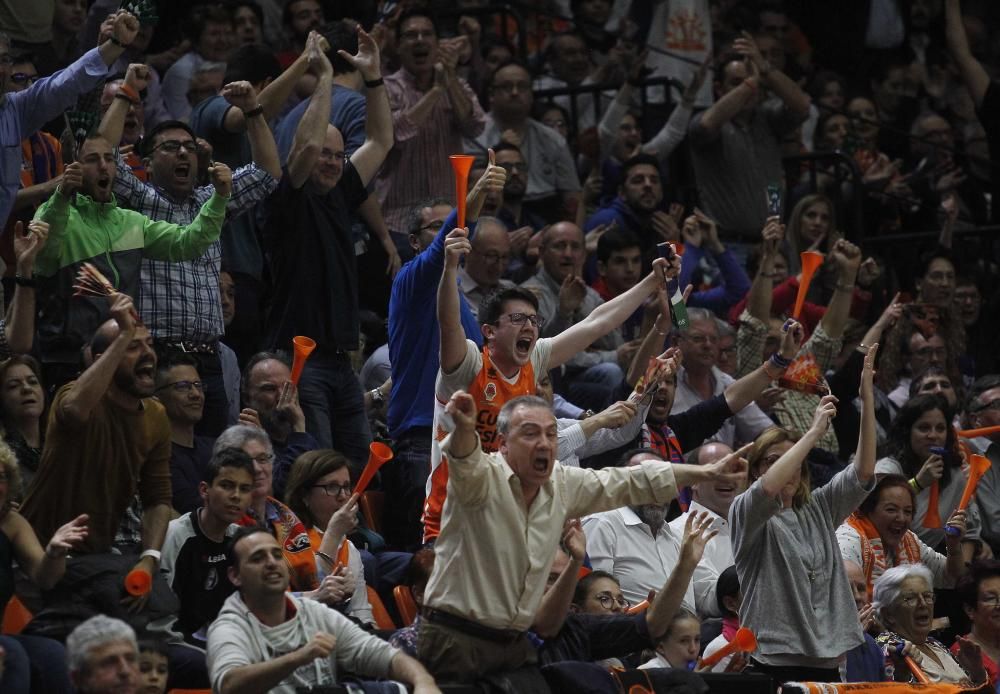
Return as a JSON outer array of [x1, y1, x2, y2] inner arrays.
[[383, 162, 505, 550], [0, 10, 140, 226]]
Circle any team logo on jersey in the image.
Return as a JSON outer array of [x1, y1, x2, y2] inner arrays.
[[484, 382, 497, 401]]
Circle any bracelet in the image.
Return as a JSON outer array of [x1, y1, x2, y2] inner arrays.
[[14, 275, 36, 288], [117, 82, 140, 104], [243, 104, 264, 118], [108, 34, 128, 48], [909, 477, 923, 493], [769, 352, 792, 369], [316, 550, 335, 566], [364, 76, 384, 88], [140, 549, 162, 562], [369, 388, 385, 406]]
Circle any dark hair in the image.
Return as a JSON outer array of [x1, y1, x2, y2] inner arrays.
[[395, 9, 437, 41], [908, 365, 959, 403], [232, 0, 264, 26], [226, 525, 273, 569], [223, 43, 281, 85], [858, 474, 915, 517], [716, 565, 740, 616], [615, 447, 665, 468], [880, 393, 959, 486], [808, 70, 846, 108], [478, 286, 539, 326], [596, 228, 642, 263], [137, 638, 170, 658], [572, 569, 619, 606], [282, 0, 324, 28], [745, 241, 790, 277], [155, 352, 200, 383], [489, 59, 532, 87], [868, 49, 914, 88], [620, 153, 660, 183], [966, 375, 1000, 415], [241, 351, 291, 399], [406, 197, 452, 237], [322, 19, 359, 74], [958, 560, 1000, 612], [204, 447, 255, 485], [283, 449, 352, 528], [184, 3, 235, 44], [491, 141, 523, 158], [916, 248, 956, 280], [405, 547, 436, 595], [532, 100, 569, 124], [140, 120, 197, 158]]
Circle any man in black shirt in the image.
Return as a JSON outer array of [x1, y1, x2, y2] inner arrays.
[[260, 26, 392, 467]]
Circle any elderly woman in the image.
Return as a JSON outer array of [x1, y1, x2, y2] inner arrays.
[[283, 449, 373, 626], [953, 561, 1000, 688], [838, 474, 967, 599], [731, 342, 878, 683], [873, 564, 988, 686]]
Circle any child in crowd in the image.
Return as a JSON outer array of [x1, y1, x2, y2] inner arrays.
[[137, 639, 169, 694], [639, 610, 702, 671]]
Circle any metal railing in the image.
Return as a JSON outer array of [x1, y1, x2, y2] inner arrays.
[[782, 151, 866, 241]]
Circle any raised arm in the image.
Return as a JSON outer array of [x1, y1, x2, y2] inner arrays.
[[31, 164, 79, 276], [549, 255, 680, 369], [647, 512, 716, 638], [723, 318, 804, 413], [96, 11, 140, 66], [466, 149, 506, 223], [9, 512, 88, 591], [945, 0, 990, 106], [819, 240, 862, 340], [693, 75, 757, 137], [760, 395, 836, 499], [734, 32, 810, 118], [220, 81, 282, 179], [854, 344, 878, 484], [5, 220, 50, 353], [747, 217, 783, 322], [532, 520, 586, 639], [438, 228, 472, 374], [338, 27, 392, 186], [57, 294, 139, 424], [287, 45, 333, 189], [97, 62, 150, 148]]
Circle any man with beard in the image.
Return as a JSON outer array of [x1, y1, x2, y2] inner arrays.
[[100, 62, 280, 436], [668, 441, 745, 617], [584, 154, 672, 253], [583, 449, 699, 611], [239, 352, 318, 499], [21, 293, 173, 595], [32, 129, 232, 390]]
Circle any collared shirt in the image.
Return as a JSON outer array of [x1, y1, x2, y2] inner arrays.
[[1, 47, 110, 226], [583, 506, 696, 613], [423, 437, 679, 631], [457, 266, 514, 319], [668, 500, 734, 618], [671, 365, 773, 448], [113, 157, 277, 342], [378, 68, 486, 233], [521, 266, 621, 370], [466, 116, 581, 201]]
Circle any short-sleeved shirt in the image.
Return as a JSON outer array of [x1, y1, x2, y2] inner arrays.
[[261, 163, 368, 350]]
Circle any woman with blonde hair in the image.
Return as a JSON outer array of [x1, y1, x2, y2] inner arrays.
[[731, 344, 879, 683]]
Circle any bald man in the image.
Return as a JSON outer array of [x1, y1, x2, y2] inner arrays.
[[458, 216, 515, 318]]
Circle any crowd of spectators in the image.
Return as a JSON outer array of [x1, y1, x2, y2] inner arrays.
[[0, 0, 998, 691]]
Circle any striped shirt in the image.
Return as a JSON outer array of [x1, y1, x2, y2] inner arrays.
[[113, 157, 277, 342], [376, 68, 486, 233]]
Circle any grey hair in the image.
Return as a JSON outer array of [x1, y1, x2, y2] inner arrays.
[[213, 424, 273, 457], [473, 215, 508, 237], [715, 318, 735, 339], [871, 564, 933, 619], [681, 307, 717, 334], [66, 615, 137, 674], [496, 395, 552, 435]]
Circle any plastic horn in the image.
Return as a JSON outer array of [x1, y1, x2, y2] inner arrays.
[[792, 251, 824, 320], [904, 655, 931, 684], [625, 599, 649, 615], [353, 442, 394, 496], [959, 425, 1000, 439], [923, 481, 943, 529], [698, 627, 757, 669], [125, 568, 152, 597], [290, 336, 316, 386], [959, 454, 992, 512], [449, 154, 475, 229]]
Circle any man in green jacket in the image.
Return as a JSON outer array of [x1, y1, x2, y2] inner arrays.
[[32, 131, 232, 383]]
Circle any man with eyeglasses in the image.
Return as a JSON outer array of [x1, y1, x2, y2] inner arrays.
[[376, 9, 485, 236], [155, 352, 215, 513], [458, 216, 515, 319], [160, 447, 255, 647], [98, 62, 281, 437], [954, 276, 998, 377], [887, 329, 949, 409], [0, 10, 140, 229], [964, 376, 1000, 555]]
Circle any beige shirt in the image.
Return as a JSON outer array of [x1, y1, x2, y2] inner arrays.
[[423, 435, 679, 631]]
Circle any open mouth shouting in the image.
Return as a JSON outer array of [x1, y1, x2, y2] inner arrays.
[[173, 161, 192, 185], [532, 454, 550, 473], [515, 335, 534, 360], [134, 359, 155, 388]]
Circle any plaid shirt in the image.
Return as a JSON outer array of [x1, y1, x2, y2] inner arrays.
[[113, 157, 277, 342], [737, 309, 842, 453]]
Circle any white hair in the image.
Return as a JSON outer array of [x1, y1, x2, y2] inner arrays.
[[66, 615, 137, 674], [872, 564, 933, 619], [213, 424, 273, 457]]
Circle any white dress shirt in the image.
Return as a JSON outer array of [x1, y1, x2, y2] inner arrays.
[[670, 365, 773, 447], [582, 507, 696, 613], [668, 500, 734, 618]]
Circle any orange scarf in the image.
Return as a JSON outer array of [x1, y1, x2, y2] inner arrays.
[[846, 513, 922, 601]]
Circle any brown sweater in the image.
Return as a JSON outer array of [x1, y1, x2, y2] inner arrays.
[[21, 383, 172, 553]]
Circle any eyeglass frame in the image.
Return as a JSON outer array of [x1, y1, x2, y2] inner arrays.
[[312, 482, 353, 497], [593, 591, 631, 610], [898, 591, 936, 607], [155, 379, 207, 394], [494, 312, 544, 329], [152, 139, 198, 154]]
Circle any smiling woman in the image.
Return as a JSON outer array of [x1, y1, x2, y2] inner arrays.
[[0, 356, 46, 496]]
